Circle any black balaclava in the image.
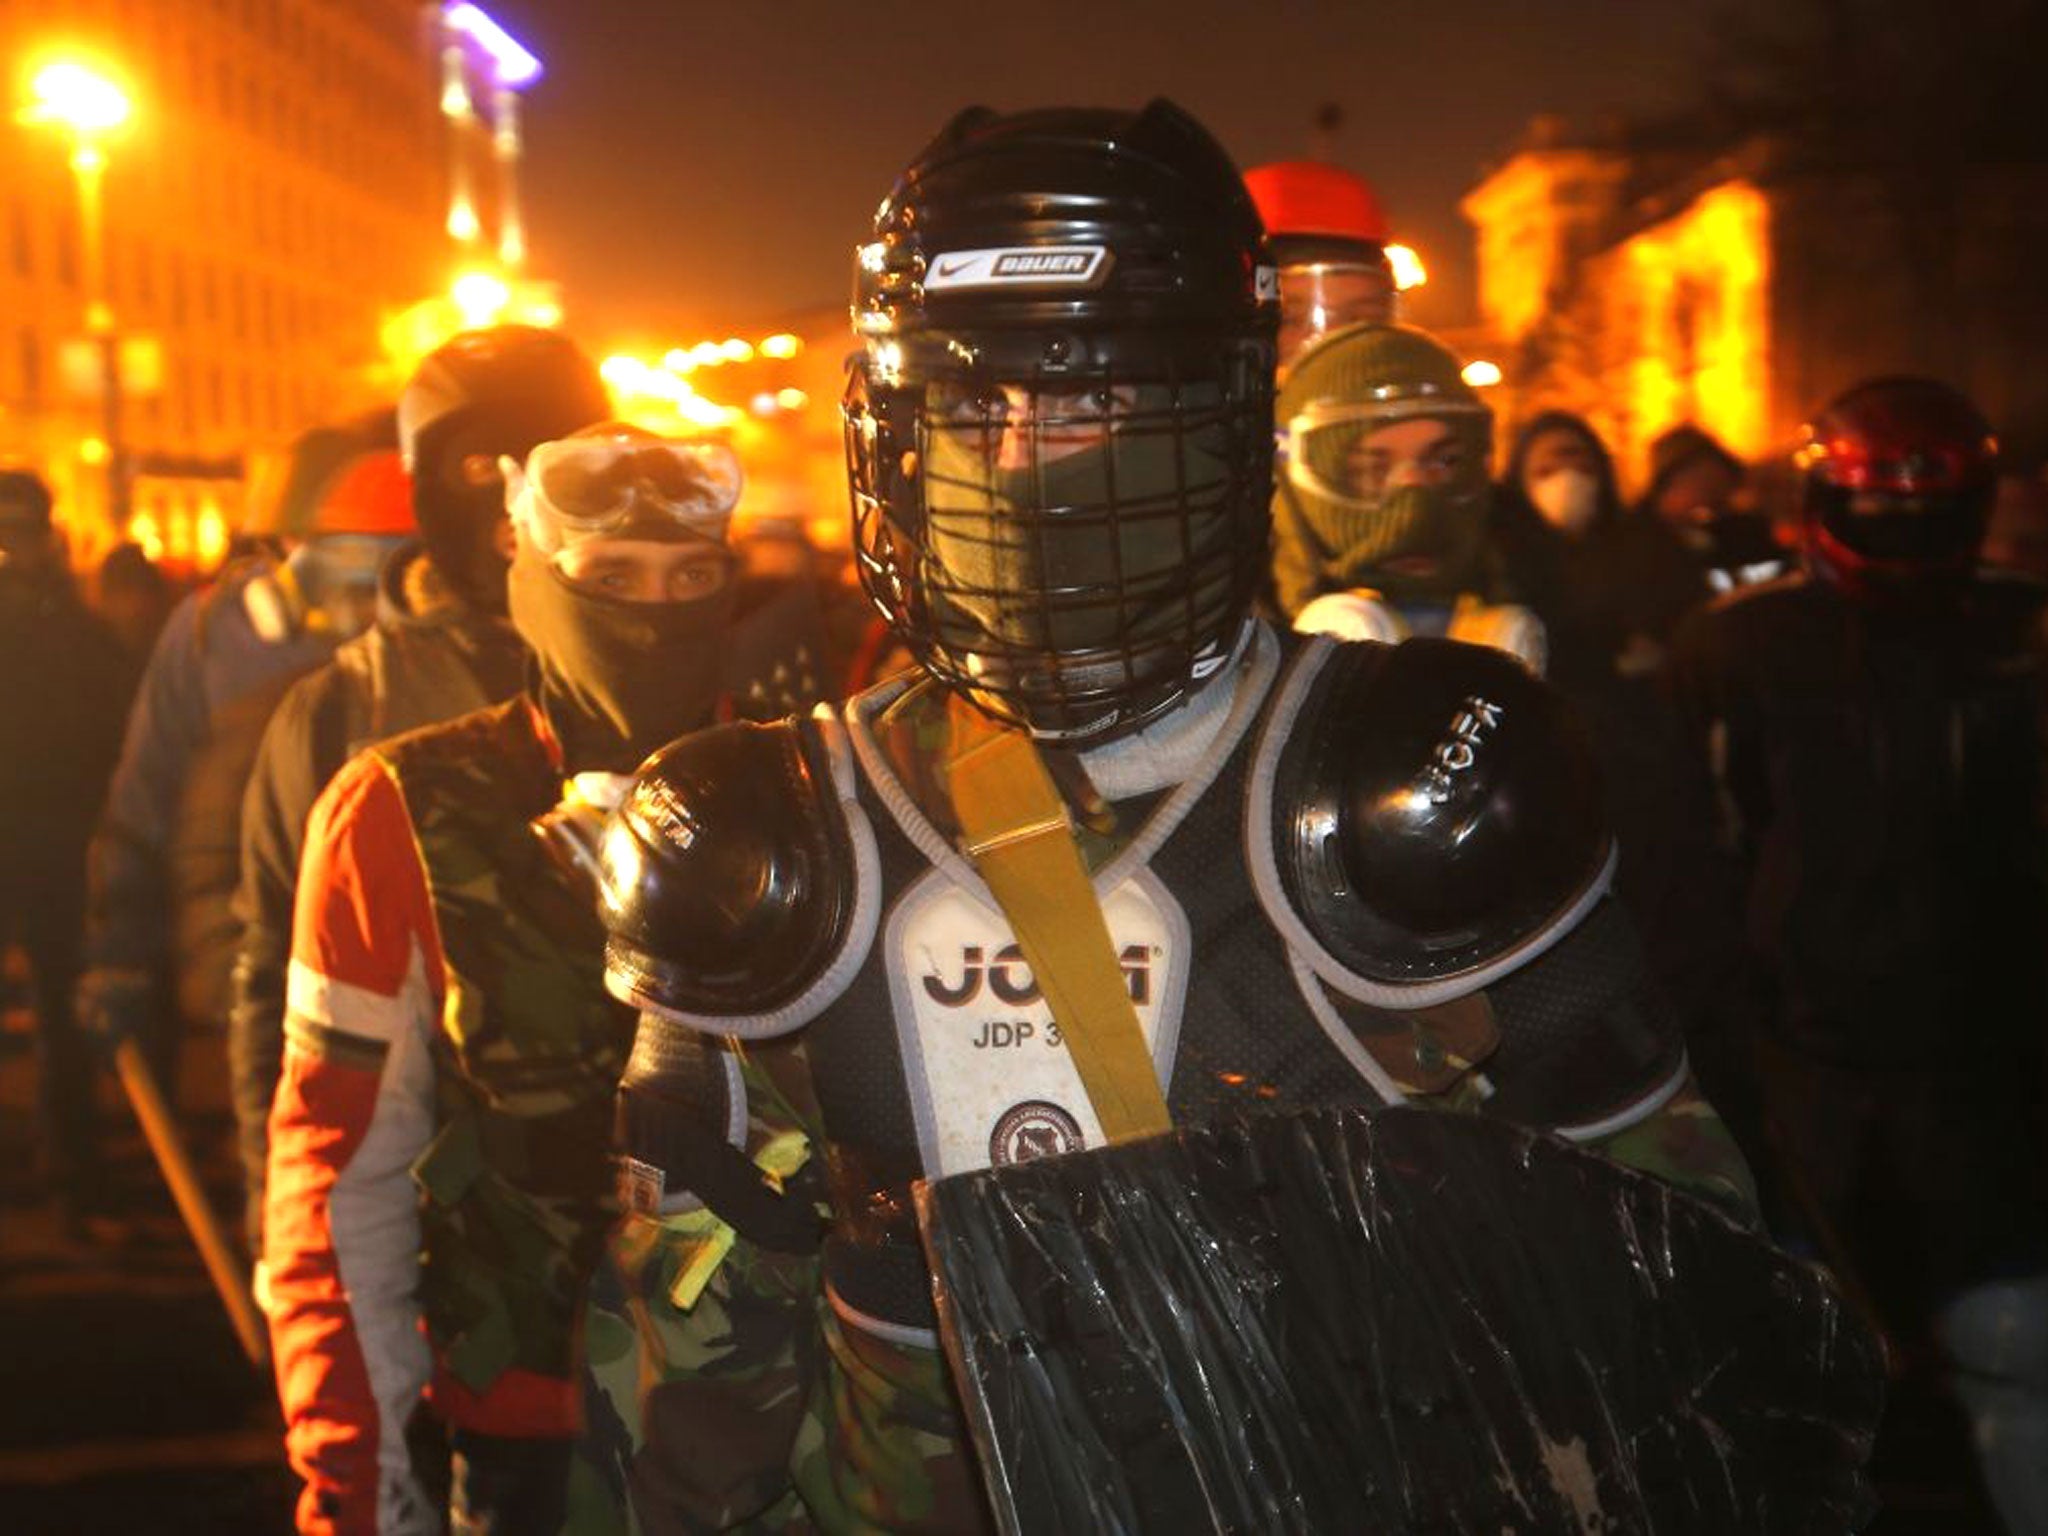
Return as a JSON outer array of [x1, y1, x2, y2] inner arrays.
[[507, 538, 735, 774]]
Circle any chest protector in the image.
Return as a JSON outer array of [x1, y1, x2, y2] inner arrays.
[[383, 700, 637, 1392], [604, 627, 1686, 1342]]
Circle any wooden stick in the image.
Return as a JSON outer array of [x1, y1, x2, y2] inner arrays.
[[113, 1039, 269, 1368]]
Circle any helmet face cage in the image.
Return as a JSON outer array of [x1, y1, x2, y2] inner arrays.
[[848, 333, 1273, 742]]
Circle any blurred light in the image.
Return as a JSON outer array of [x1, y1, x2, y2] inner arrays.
[[721, 338, 754, 363], [775, 387, 808, 411], [447, 200, 481, 242], [663, 349, 697, 375], [760, 333, 802, 360], [128, 510, 163, 563], [451, 270, 511, 328], [1461, 360, 1504, 388], [78, 436, 109, 465], [601, 354, 650, 391], [23, 61, 131, 135], [690, 342, 725, 369], [1386, 243, 1426, 291], [750, 391, 778, 416], [873, 340, 904, 385], [857, 242, 887, 274], [525, 299, 562, 329], [444, 3, 543, 88], [195, 502, 229, 569]]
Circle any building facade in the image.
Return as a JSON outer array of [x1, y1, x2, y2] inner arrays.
[[1462, 117, 2048, 494], [1, 0, 443, 565]]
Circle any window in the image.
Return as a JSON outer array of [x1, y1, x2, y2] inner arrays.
[[55, 215, 77, 289], [18, 328, 42, 403], [9, 199, 29, 277]]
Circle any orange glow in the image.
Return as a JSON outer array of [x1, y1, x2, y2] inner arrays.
[[1461, 360, 1503, 388], [128, 510, 163, 562], [1385, 243, 1426, 291], [23, 60, 131, 134], [1607, 182, 1772, 482], [775, 387, 808, 411], [601, 351, 741, 430], [760, 333, 802, 359], [195, 502, 229, 569], [382, 275, 566, 383], [451, 269, 511, 328]]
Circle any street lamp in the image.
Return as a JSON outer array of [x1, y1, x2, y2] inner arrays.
[[20, 59, 133, 527]]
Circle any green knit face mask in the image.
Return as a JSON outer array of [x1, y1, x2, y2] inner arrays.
[[917, 381, 1240, 662], [1281, 405, 1492, 603]]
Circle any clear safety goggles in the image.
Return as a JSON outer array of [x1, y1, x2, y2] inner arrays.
[[504, 432, 743, 553]]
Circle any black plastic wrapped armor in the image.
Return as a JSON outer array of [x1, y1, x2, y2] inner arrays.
[[917, 1108, 1883, 1535]]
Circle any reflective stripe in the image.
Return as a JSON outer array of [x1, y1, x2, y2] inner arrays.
[[287, 955, 413, 1044]]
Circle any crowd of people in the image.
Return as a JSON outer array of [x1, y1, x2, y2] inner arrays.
[[1, 95, 2044, 1535]]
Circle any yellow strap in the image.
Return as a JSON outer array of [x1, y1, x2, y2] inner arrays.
[[947, 723, 1173, 1144]]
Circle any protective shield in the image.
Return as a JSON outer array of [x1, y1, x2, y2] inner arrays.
[[918, 1107, 1882, 1536]]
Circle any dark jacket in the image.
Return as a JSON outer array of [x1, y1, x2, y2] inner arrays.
[[1492, 415, 1745, 1111], [1670, 568, 2048, 1066], [0, 564, 130, 866], [230, 544, 527, 1243], [83, 561, 338, 999]]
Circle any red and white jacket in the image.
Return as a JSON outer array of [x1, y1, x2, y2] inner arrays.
[[263, 744, 589, 1535]]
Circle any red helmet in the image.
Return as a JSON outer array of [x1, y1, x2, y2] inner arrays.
[[1243, 162, 1395, 362], [1243, 161, 1390, 248], [1797, 377, 1997, 599], [248, 411, 414, 540]]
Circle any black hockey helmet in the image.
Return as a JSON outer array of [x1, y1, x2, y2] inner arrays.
[[845, 99, 1280, 743]]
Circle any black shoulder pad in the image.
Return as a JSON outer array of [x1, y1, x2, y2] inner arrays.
[[602, 717, 862, 1029], [1259, 637, 1613, 1005]]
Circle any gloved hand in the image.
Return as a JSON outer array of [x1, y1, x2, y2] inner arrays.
[[73, 965, 157, 1054], [1292, 588, 1410, 645]]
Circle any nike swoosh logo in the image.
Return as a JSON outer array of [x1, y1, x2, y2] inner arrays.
[[934, 258, 975, 278]]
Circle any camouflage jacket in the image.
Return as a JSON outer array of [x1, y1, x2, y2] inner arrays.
[[265, 698, 635, 1536]]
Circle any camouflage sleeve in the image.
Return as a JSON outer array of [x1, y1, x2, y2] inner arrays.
[[577, 1038, 828, 1534], [1587, 1074, 1762, 1228]]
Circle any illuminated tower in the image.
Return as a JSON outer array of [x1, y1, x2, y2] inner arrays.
[[437, 3, 540, 271]]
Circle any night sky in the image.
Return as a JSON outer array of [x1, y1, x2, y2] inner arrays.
[[482, 0, 1711, 349]]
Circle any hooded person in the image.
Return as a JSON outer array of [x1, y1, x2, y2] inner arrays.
[[1639, 422, 1787, 598], [258, 426, 747, 1536], [1272, 321, 1545, 670], [76, 415, 411, 1114], [562, 100, 1878, 1536], [229, 326, 610, 1254]]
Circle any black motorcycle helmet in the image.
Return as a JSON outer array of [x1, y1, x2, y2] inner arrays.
[[397, 325, 612, 614], [844, 99, 1279, 743]]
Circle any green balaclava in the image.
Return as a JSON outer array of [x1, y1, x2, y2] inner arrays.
[[507, 537, 735, 774], [917, 381, 1240, 682], [1273, 323, 1493, 614]]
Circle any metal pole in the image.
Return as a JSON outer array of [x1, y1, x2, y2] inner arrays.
[[72, 141, 128, 529]]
